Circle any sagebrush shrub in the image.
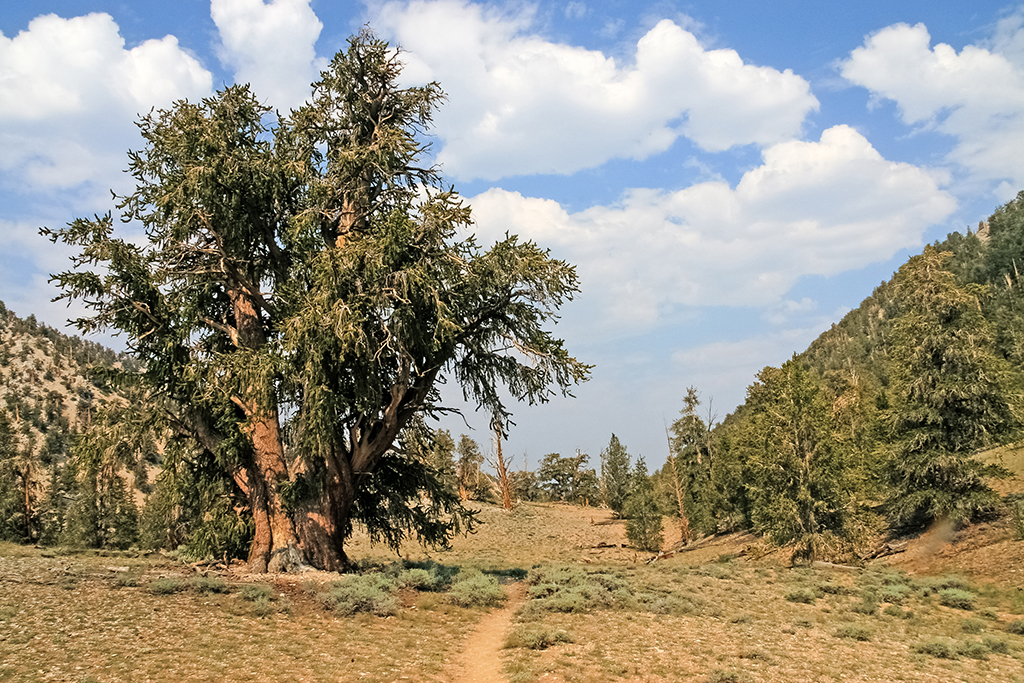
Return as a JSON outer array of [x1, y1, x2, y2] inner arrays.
[[504, 624, 573, 650], [391, 560, 460, 591], [313, 574, 398, 616], [784, 588, 817, 604], [190, 575, 229, 594], [982, 636, 1010, 654], [955, 640, 989, 659], [961, 618, 984, 634], [447, 571, 506, 608], [882, 604, 912, 619], [240, 583, 274, 602], [705, 669, 751, 683], [834, 624, 872, 641], [938, 588, 976, 610], [877, 585, 912, 604], [913, 639, 957, 659]]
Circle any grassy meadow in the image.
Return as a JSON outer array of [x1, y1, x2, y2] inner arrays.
[[3, 501, 1024, 683]]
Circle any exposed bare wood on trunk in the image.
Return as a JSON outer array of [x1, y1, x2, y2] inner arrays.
[[665, 425, 691, 544], [494, 427, 513, 510], [227, 286, 304, 572], [243, 411, 303, 571]]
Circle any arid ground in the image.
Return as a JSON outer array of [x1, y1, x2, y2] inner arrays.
[[3, 497, 1024, 683]]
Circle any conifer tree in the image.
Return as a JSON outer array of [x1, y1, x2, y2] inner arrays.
[[456, 435, 485, 501], [536, 451, 597, 504], [741, 358, 849, 562], [599, 434, 631, 515], [670, 387, 718, 534], [45, 30, 588, 571], [884, 246, 1016, 526], [0, 408, 23, 541], [624, 457, 664, 552]]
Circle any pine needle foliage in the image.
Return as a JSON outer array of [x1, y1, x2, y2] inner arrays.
[[599, 434, 631, 516], [883, 247, 1016, 526], [624, 457, 664, 552], [740, 358, 850, 562], [41, 30, 589, 571]]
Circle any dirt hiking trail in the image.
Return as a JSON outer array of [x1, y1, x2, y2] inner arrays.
[[445, 582, 527, 683]]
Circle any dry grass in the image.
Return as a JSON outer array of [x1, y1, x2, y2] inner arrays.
[[0, 545, 477, 682], [500, 560, 1024, 682], [4, 500, 1024, 683]]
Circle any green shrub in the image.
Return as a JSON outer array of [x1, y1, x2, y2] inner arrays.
[[816, 582, 854, 596], [114, 573, 141, 588], [249, 596, 276, 618], [448, 572, 506, 608], [919, 575, 973, 596], [524, 566, 630, 613], [397, 568, 437, 590], [240, 583, 274, 602], [532, 591, 590, 614], [504, 624, 573, 650], [147, 578, 187, 595], [955, 640, 989, 660], [875, 572, 910, 586], [982, 636, 1011, 654], [392, 560, 460, 591], [961, 618, 985, 634], [694, 564, 734, 580], [938, 589, 976, 610], [913, 639, 957, 659], [834, 624, 872, 641], [882, 604, 905, 618], [785, 588, 817, 604], [190, 575, 229, 594], [1006, 619, 1024, 635], [877, 585, 912, 605], [849, 598, 878, 615], [314, 574, 398, 616], [483, 567, 528, 580], [643, 594, 702, 616]]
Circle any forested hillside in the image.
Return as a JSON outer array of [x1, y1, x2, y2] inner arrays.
[[658, 192, 1024, 561], [0, 302, 144, 545]]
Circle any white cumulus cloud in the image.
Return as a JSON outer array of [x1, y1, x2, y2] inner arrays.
[[370, 0, 819, 180], [0, 12, 212, 193], [211, 0, 324, 111], [840, 21, 1024, 195], [468, 125, 955, 325]]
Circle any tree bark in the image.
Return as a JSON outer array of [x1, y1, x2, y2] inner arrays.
[[243, 412, 304, 572], [290, 444, 353, 572], [228, 287, 306, 572]]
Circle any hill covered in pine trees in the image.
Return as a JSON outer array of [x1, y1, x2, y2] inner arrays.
[[657, 191, 1024, 562], [0, 302, 149, 545]]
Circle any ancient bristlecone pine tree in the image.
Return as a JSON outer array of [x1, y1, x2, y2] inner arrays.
[[44, 30, 589, 572]]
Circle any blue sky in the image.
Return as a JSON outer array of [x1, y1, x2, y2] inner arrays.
[[2, 1, 1023, 468]]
